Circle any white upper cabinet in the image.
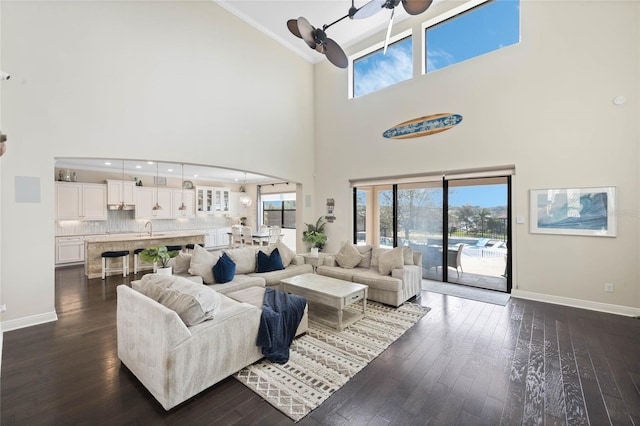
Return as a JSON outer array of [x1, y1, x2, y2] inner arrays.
[[135, 187, 173, 219], [196, 186, 230, 214], [106, 180, 135, 206], [55, 182, 107, 221]]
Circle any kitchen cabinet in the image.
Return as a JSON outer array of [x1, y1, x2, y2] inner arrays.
[[55, 236, 85, 265], [106, 180, 135, 207], [172, 189, 195, 218], [134, 187, 173, 219], [55, 182, 107, 221], [203, 227, 231, 248], [196, 186, 231, 214]]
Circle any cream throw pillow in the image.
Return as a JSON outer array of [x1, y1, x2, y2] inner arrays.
[[403, 247, 414, 265], [356, 245, 373, 268], [169, 252, 192, 274], [187, 244, 220, 284], [224, 246, 257, 274], [274, 240, 296, 267], [378, 246, 404, 275], [335, 242, 365, 269], [138, 274, 221, 326]]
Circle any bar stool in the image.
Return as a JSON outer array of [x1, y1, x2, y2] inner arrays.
[[133, 248, 155, 274], [101, 250, 130, 279], [166, 245, 183, 253], [184, 243, 205, 253]]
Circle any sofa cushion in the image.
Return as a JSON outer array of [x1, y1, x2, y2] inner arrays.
[[335, 242, 364, 269], [225, 246, 257, 274], [137, 273, 221, 326], [207, 274, 265, 295], [213, 252, 236, 284], [403, 247, 415, 265], [248, 263, 314, 287], [316, 265, 362, 282], [256, 248, 284, 273], [188, 244, 220, 284], [356, 245, 373, 268], [352, 269, 403, 292], [378, 246, 404, 275], [168, 252, 192, 274]]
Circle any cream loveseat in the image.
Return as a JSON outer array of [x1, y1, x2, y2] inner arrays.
[[170, 242, 312, 292], [117, 274, 308, 411], [316, 244, 422, 307]]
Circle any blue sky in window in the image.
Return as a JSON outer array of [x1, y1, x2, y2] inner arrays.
[[426, 0, 520, 72], [353, 37, 412, 97], [449, 185, 507, 208]]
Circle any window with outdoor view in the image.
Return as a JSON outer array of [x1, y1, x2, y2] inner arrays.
[[353, 34, 412, 98], [262, 194, 296, 229], [425, 0, 520, 73]]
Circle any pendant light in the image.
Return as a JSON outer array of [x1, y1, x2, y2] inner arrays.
[[178, 163, 187, 216], [239, 173, 252, 208], [118, 160, 126, 210], [152, 162, 162, 214]]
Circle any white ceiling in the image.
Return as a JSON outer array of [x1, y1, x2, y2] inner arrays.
[[216, 0, 442, 64], [54, 158, 282, 185]]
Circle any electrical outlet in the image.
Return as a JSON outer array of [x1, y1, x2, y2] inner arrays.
[[605, 283, 614, 293], [0, 304, 6, 313]]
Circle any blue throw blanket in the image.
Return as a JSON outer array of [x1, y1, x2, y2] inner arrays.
[[256, 288, 307, 364]]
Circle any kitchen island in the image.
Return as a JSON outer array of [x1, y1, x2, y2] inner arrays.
[[84, 231, 205, 279]]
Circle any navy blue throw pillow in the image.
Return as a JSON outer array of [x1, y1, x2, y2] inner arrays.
[[256, 248, 285, 273], [213, 252, 236, 284]]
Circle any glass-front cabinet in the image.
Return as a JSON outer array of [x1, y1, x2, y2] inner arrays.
[[196, 186, 230, 214]]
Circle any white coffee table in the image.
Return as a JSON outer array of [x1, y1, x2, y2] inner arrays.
[[281, 273, 368, 331]]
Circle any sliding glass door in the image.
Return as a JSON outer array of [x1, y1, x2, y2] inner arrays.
[[447, 177, 509, 291], [353, 174, 511, 293]]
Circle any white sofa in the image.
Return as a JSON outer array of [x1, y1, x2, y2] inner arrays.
[[117, 276, 307, 410], [316, 245, 422, 307]]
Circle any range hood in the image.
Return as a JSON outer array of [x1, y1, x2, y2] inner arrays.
[[107, 202, 135, 211]]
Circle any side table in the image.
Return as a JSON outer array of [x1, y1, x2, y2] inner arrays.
[[301, 252, 326, 273]]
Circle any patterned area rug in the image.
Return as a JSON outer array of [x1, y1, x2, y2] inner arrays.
[[234, 301, 429, 422]]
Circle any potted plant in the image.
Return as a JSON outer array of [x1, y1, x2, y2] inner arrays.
[[139, 246, 179, 275], [302, 216, 328, 256]]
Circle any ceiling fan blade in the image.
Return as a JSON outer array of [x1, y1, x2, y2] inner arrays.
[[353, 0, 386, 19], [402, 0, 433, 15], [287, 19, 302, 38], [383, 9, 395, 55], [324, 38, 348, 69], [297, 17, 317, 49]]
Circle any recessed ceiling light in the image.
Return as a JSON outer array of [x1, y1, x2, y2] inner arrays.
[[193, 174, 198, 178], [135, 165, 141, 169], [147, 161, 153, 165], [104, 162, 111, 166], [168, 168, 173, 172]]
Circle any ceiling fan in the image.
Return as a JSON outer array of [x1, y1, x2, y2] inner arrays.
[[287, 15, 351, 69], [288, 0, 433, 68], [354, 0, 433, 54]]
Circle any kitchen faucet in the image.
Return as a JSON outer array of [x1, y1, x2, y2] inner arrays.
[[145, 221, 153, 237]]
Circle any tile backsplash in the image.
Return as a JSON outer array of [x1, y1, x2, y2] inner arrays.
[[56, 210, 233, 236]]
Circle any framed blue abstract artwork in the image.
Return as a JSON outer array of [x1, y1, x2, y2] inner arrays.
[[530, 187, 617, 237]]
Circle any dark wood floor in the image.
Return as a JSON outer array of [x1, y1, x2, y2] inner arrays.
[[2, 266, 640, 425]]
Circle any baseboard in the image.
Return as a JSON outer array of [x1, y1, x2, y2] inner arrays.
[[511, 290, 640, 317], [1, 311, 58, 332]]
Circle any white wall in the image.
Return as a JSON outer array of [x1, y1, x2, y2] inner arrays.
[[0, 1, 315, 328], [313, 1, 640, 312]]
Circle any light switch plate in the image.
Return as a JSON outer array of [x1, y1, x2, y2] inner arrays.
[[517, 216, 525, 224]]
